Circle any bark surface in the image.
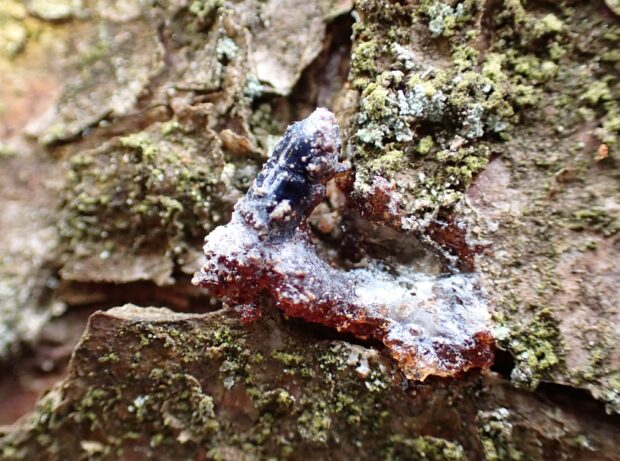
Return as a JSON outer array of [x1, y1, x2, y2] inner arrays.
[[0, 0, 618, 460]]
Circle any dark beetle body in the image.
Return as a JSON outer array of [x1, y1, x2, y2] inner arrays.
[[236, 108, 343, 241]]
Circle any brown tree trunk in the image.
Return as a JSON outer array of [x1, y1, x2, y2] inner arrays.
[[0, 0, 618, 460]]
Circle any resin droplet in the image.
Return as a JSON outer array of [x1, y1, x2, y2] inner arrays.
[[193, 108, 494, 380]]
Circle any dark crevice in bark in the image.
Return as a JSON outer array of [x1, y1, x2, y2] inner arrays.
[[536, 381, 620, 423], [262, 11, 354, 128], [57, 279, 222, 313], [490, 346, 516, 378], [289, 12, 354, 112]]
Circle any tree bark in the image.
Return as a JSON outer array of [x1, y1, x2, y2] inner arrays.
[[0, 0, 618, 460]]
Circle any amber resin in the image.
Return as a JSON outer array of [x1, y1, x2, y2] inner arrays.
[[193, 108, 494, 380]]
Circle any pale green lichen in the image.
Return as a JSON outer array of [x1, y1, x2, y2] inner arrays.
[[568, 208, 620, 237], [500, 308, 564, 391], [384, 434, 466, 461], [0, 1, 28, 58], [422, 1, 464, 38], [477, 408, 525, 461], [61, 119, 225, 257], [189, 0, 223, 21], [347, 0, 575, 217]]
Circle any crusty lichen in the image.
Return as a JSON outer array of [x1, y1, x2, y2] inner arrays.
[[348, 0, 571, 223], [477, 407, 525, 461], [384, 434, 466, 461], [497, 308, 564, 391], [0, 308, 463, 459], [2, 306, 619, 459], [0, 1, 28, 58], [61, 118, 226, 265], [350, 0, 620, 413]]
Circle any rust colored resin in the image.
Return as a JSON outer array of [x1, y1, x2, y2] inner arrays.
[[193, 108, 494, 380]]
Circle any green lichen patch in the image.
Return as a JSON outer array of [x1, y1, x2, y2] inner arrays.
[[348, 0, 620, 413], [347, 0, 574, 222], [499, 308, 564, 391], [60, 119, 225, 270], [383, 434, 466, 461], [477, 407, 525, 461], [347, 0, 620, 228], [568, 208, 620, 237], [0, 307, 471, 459], [2, 306, 620, 460]]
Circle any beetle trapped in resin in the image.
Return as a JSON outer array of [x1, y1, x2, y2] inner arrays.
[[193, 108, 494, 380]]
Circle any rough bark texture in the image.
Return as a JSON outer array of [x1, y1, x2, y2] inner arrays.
[[0, 0, 618, 460]]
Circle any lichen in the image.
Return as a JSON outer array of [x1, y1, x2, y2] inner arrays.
[[568, 208, 620, 237], [0, 0, 28, 58], [477, 408, 525, 461], [345, 0, 604, 227], [384, 434, 466, 461], [347, 0, 620, 413], [499, 308, 564, 391], [25, 0, 84, 21], [61, 118, 225, 262], [0, 307, 448, 458]]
